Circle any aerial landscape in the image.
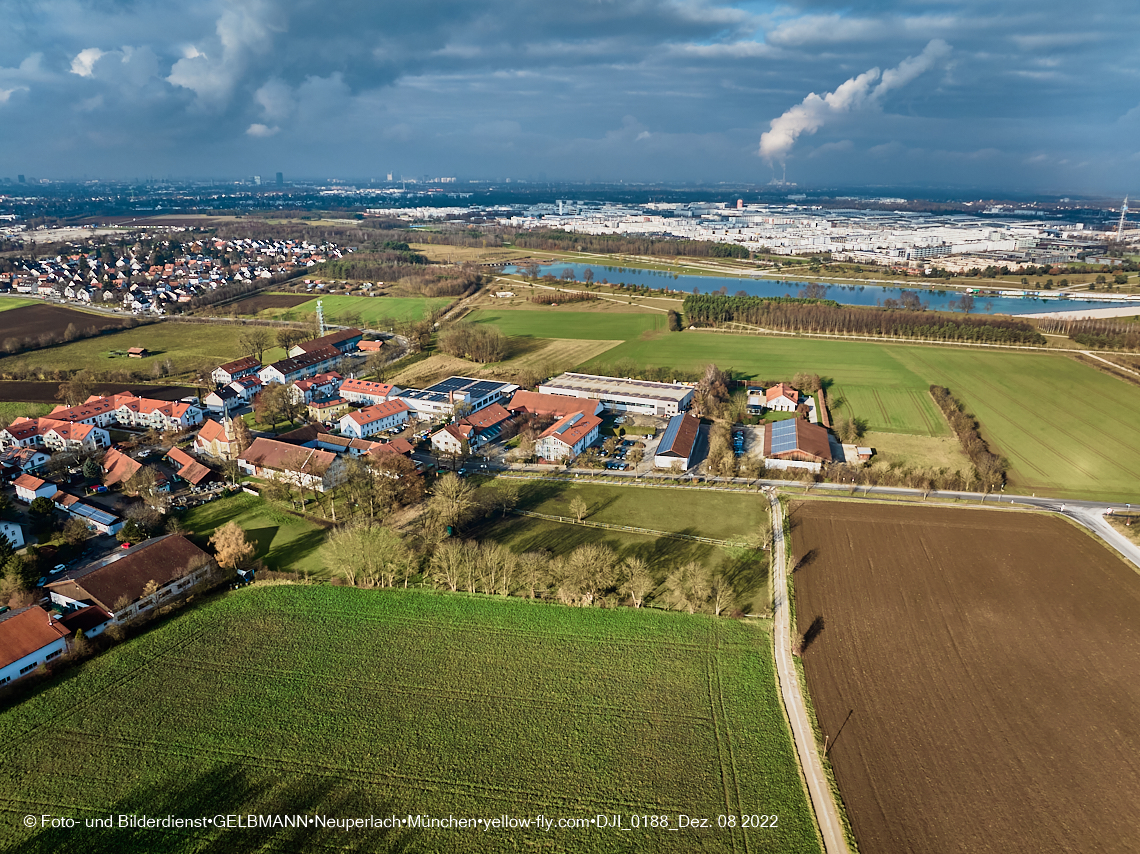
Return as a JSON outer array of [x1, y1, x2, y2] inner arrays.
[[0, 2, 1138, 853]]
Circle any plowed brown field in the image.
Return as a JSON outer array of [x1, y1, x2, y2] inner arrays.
[[0, 381, 194, 403], [791, 500, 1140, 854], [0, 304, 132, 339]]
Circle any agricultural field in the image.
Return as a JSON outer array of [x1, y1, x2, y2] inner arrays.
[[862, 431, 971, 476], [472, 480, 771, 612], [0, 303, 134, 342], [272, 294, 454, 325], [790, 500, 1140, 854], [0, 381, 195, 404], [0, 297, 40, 312], [0, 322, 246, 380], [178, 492, 331, 577], [222, 292, 313, 314], [0, 585, 819, 853], [581, 332, 1140, 500], [469, 308, 668, 340]]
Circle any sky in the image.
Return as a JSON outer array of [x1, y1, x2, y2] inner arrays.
[[1, 0, 1139, 193]]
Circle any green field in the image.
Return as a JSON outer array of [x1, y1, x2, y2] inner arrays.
[[470, 309, 667, 340], [0, 298, 40, 312], [0, 586, 819, 853], [579, 333, 1140, 500], [473, 480, 771, 612], [275, 295, 453, 325], [0, 322, 246, 379], [179, 493, 331, 576], [0, 400, 54, 421]]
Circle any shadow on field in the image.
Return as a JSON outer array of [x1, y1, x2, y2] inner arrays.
[[9, 761, 418, 853], [793, 548, 817, 573], [244, 525, 280, 560], [266, 528, 328, 572], [800, 615, 826, 653]]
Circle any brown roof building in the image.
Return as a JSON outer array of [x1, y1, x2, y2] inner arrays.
[[763, 418, 832, 463], [288, 327, 363, 356], [0, 606, 69, 682]]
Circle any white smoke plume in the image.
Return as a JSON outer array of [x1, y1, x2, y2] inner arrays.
[[759, 39, 951, 167]]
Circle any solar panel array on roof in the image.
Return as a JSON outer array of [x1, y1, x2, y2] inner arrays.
[[769, 419, 800, 455], [556, 412, 584, 434], [70, 503, 118, 527]]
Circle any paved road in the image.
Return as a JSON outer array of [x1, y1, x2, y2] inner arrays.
[[767, 491, 849, 854]]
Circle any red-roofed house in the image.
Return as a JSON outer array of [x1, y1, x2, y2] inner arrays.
[[430, 403, 513, 455], [338, 379, 400, 406], [238, 438, 345, 492], [0, 417, 110, 452], [0, 606, 69, 686], [14, 473, 57, 502], [193, 418, 240, 461], [338, 399, 410, 439], [506, 390, 603, 418], [535, 411, 602, 462], [288, 372, 343, 404], [765, 383, 800, 412], [166, 447, 214, 486]]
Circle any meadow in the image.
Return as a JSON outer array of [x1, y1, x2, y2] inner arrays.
[[579, 332, 1140, 500], [469, 308, 667, 340], [0, 322, 246, 379], [179, 492, 331, 577], [273, 294, 454, 325], [0, 400, 55, 422], [0, 585, 819, 854]]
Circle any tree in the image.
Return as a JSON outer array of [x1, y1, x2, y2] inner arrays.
[[82, 456, 102, 482], [323, 523, 413, 588], [556, 543, 619, 607], [620, 556, 654, 608], [276, 327, 304, 353], [254, 383, 302, 430], [709, 573, 736, 617], [56, 371, 94, 407], [209, 521, 255, 571], [62, 517, 90, 546], [667, 309, 682, 332], [122, 465, 163, 499], [232, 417, 253, 454], [117, 520, 144, 544], [582, 268, 594, 284], [488, 482, 519, 518], [569, 495, 589, 523], [663, 561, 712, 615], [428, 472, 476, 532], [238, 328, 272, 362], [29, 496, 54, 516]]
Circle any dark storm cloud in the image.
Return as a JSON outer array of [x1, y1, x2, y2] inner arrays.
[[0, 0, 1137, 192]]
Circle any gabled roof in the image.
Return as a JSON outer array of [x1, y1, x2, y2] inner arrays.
[[215, 355, 261, 375], [0, 606, 68, 670], [167, 447, 213, 485], [656, 412, 700, 458], [766, 383, 799, 404], [101, 447, 141, 486], [458, 403, 512, 432], [507, 390, 602, 417], [240, 438, 336, 475], [263, 346, 340, 377], [293, 328, 362, 353], [339, 378, 397, 398], [368, 437, 414, 457], [342, 399, 410, 427], [13, 473, 47, 491], [196, 419, 233, 445], [539, 410, 602, 447]]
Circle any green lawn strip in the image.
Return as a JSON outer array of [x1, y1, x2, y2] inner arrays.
[[0, 400, 55, 421], [0, 298, 41, 312], [274, 295, 454, 325], [0, 585, 819, 854], [468, 308, 667, 340], [178, 492, 331, 577], [0, 322, 245, 379]]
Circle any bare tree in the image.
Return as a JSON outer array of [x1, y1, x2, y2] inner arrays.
[[238, 328, 272, 362], [663, 561, 712, 615], [209, 521, 255, 570], [620, 556, 654, 608], [569, 495, 589, 523]]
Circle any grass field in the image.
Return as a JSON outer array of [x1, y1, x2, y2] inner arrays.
[[0, 298, 40, 312], [179, 493, 331, 576], [0, 586, 819, 853], [469, 309, 667, 340], [581, 333, 1140, 500], [0, 322, 246, 379], [863, 431, 972, 474], [472, 480, 771, 612], [0, 400, 55, 421], [273, 295, 454, 325]]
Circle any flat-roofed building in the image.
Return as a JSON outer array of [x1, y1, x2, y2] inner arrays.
[[538, 372, 693, 416], [395, 377, 518, 419], [653, 413, 700, 470]]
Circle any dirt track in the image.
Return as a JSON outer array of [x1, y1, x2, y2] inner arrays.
[[791, 500, 1140, 854]]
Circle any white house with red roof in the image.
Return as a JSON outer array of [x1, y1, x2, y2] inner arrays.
[[228, 375, 263, 401], [338, 379, 401, 406], [535, 411, 602, 462], [765, 383, 801, 412], [14, 473, 57, 502], [339, 399, 410, 439], [0, 606, 69, 686], [0, 418, 110, 453], [288, 371, 343, 404]]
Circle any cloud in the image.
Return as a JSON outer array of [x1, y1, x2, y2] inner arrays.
[[70, 48, 105, 78], [245, 123, 279, 137], [758, 39, 951, 167]]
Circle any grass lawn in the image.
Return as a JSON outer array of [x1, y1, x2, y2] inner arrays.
[[178, 492, 331, 576], [581, 332, 1140, 501], [0, 322, 245, 379], [469, 308, 668, 340], [864, 431, 972, 475], [0, 400, 54, 421], [0, 586, 818, 854], [471, 479, 771, 612], [0, 297, 40, 312], [271, 295, 454, 325]]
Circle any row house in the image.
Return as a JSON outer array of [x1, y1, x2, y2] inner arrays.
[[228, 375, 263, 401], [0, 418, 110, 453], [47, 393, 203, 432], [212, 355, 262, 387], [338, 399, 411, 439], [259, 346, 341, 385], [338, 379, 401, 407]]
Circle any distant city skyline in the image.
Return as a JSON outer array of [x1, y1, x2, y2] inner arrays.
[[2, 1, 1138, 194]]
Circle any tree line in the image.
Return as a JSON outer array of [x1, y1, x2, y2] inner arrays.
[[1037, 317, 1140, 350], [929, 386, 1008, 492], [683, 294, 1047, 345], [437, 322, 508, 363], [512, 229, 754, 259]]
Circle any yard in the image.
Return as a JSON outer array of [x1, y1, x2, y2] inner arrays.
[[178, 492, 331, 577], [0, 585, 819, 853]]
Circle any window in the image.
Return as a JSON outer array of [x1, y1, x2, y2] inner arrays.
[[0, 676, 8, 685], [19, 662, 38, 674], [45, 649, 61, 661]]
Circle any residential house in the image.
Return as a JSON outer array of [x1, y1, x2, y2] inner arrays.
[[50, 491, 124, 535], [228, 375, 263, 402], [13, 474, 57, 503], [259, 346, 341, 385], [203, 386, 242, 415], [238, 438, 345, 492], [287, 327, 362, 357], [358, 340, 383, 353], [288, 372, 342, 404], [193, 418, 241, 461], [338, 379, 400, 407], [0, 606, 69, 687], [166, 447, 214, 486], [0, 521, 25, 549], [0, 447, 50, 473], [535, 411, 602, 462], [338, 399, 411, 439], [46, 535, 215, 623], [0, 418, 110, 453], [765, 383, 800, 412], [308, 397, 350, 424], [430, 403, 512, 455], [211, 355, 262, 386]]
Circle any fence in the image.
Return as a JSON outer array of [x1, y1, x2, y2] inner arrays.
[[510, 508, 749, 548]]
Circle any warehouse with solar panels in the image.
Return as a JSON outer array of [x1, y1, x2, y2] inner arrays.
[[654, 413, 700, 470], [763, 418, 832, 470], [538, 372, 693, 416], [395, 377, 519, 419]]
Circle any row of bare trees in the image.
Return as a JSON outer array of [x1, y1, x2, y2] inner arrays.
[[1037, 317, 1140, 350], [929, 385, 1008, 492]]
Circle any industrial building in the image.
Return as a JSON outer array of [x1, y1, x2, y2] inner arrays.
[[653, 413, 700, 470], [538, 372, 693, 416], [395, 377, 518, 419]]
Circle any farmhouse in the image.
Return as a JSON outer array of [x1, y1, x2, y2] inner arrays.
[[535, 411, 602, 462], [395, 377, 519, 419], [287, 327, 363, 357], [238, 438, 345, 492], [538, 372, 693, 416], [13, 473, 57, 503], [653, 413, 700, 470], [764, 418, 832, 467], [506, 390, 603, 419], [193, 418, 241, 461], [338, 379, 401, 406], [211, 355, 261, 386], [259, 346, 341, 385], [46, 535, 215, 623], [339, 399, 411, 439], [0, 606, 69, 686]]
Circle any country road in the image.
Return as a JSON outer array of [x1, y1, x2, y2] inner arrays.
[[767, 491, 849, 854]]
